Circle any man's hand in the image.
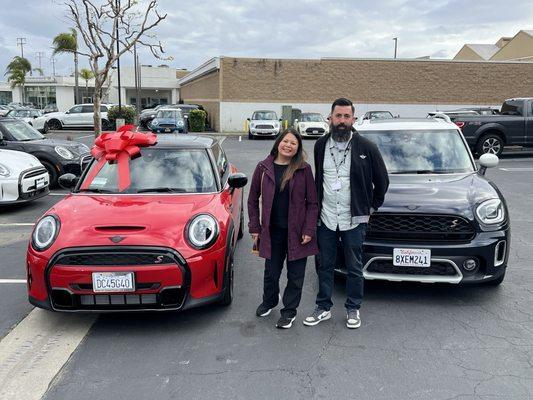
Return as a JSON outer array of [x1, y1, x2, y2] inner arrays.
[[301, 235, 311, 245]]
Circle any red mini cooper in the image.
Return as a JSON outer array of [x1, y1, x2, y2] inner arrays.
[[27, 132, 247, 312]]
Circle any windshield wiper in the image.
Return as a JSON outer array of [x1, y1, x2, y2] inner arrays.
[[391, 170, 440, 174], [77, 188, 116, 194], [136, 187, 187, 193]]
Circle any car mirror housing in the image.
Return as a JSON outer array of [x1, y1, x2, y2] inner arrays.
[[58, 173, 79, 190], [228, 173, 248, 190], [478, 153, 499, 175]]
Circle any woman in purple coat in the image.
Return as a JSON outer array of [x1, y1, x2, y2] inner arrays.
[[248, 128, 319, 329]]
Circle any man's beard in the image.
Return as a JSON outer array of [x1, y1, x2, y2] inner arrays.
[[330, 123, 352, 142]]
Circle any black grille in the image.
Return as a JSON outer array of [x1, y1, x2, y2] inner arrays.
[[23, 168, 47, 179], [255, 124, 274, 129], [305, 127, 325, 134], [367, 259, 457, 276], [55, 252, 176, 266], [158, 124, 176, 128], [367, 214, 475, 242]]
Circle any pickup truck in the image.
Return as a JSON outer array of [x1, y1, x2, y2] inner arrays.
[[453, 98, 533, 156]]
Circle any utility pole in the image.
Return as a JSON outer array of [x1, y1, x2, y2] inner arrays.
[[51, 57, 57, 76], [133, 43, 140, 116], [393, 37, 398, 59], [36, 52, 45, 75], [115, 0, 122, 117], [16, 37, 26, 58]]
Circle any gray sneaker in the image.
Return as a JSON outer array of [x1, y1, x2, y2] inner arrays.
[[303, 307, 331, 326], [346, 309, 361, 329]]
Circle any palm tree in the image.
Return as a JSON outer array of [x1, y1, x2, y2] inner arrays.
[[52, 28, 79, 104], [79, 68, 93, 102], [5, 56, 32, 103]]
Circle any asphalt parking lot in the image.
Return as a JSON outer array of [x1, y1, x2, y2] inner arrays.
[[1, 131, 532, 399]]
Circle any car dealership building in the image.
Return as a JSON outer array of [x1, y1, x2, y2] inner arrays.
[[179, 56, 533, 132]]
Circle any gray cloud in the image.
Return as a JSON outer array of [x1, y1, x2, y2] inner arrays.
[[0, 0, 532, 77]]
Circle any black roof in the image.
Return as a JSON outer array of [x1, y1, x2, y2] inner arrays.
[[152, 134, 217, 149]]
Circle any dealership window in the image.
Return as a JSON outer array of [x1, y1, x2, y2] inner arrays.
[[0, 91, 13, 105], [24, 86, 56, 109]]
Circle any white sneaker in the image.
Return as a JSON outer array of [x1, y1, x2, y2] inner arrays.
[[346, 309, 361, 329], [303, 307, 331, 326]]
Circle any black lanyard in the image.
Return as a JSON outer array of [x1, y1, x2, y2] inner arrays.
[[329, 139, 352, 175]]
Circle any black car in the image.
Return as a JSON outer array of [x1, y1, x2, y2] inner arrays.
[[140, 104, 209, 130], [0, 118, 90, 187], [333, 118, 509, 286]]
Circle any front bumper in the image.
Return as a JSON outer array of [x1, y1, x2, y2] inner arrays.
[[334, 228, 510, 284], [249, 128, 279, 136], [0, 167, 50, 204], [27, 245, 228, 312]]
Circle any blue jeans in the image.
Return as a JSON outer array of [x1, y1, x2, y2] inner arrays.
[[315, 223, 367, 311]]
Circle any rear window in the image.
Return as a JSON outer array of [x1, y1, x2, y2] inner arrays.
[[501, 100, 523, 116]]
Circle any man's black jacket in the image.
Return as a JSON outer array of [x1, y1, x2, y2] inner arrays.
[[313, 131, 390, 218]]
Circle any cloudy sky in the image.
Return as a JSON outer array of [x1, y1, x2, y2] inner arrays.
[[1, 0, 532, 77]]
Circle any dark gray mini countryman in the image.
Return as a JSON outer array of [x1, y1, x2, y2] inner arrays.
[[335, 117, 509, 286]]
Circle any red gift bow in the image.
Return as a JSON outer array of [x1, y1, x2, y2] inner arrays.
[[81, 125, 157, 192]]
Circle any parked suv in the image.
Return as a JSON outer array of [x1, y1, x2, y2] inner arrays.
[[33, 103, 115, 132], [0, 118, 90, 186], [333, 117, 509, 286]]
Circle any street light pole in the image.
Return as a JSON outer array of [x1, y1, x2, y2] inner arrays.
[[115, 0, 122, 117], [393, 37, 398, 59]]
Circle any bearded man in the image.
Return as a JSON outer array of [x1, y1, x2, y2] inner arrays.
[[303, 98, 389, 329]]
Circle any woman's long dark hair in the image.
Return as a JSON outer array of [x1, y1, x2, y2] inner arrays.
[[269, 128, 307, 191]]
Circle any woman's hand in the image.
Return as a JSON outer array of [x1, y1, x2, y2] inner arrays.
[[251, 233, 259, 242], [301, 235, 311, 245]]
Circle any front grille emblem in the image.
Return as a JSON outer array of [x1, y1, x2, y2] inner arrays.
[[109, 235, 125, 243], [450, 219, 460, 229], [406, 205, 420, 210], [154, 255, 164, 264]]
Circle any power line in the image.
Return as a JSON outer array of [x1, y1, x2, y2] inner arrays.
[[36, 52, 45, 75]]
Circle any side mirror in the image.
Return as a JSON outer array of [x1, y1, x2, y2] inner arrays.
[[478, 153, 499, 175], [228, 172, 248, 191], [58, 173, 79, 190], [246, 118, 250, 121]]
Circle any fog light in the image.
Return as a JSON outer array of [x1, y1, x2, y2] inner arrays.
[[463, 259, 477, 271]]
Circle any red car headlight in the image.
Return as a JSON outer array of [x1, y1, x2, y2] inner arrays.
[[32, 215, 61, 251], [185, 213, 219, 250]]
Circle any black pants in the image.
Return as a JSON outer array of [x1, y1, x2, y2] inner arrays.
[[263, 226, 307, 318]]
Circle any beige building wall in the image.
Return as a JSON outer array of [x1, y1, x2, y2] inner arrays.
[[180, 71, 221, 131], [453, 45, 484, 61], [491, 31, 533, 61], [219, 57, 533, 105]]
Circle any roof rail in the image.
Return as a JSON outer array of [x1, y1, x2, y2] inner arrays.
[[429, 112, 452, 123]]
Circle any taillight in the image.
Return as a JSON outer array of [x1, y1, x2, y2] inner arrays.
[[455, 121, 465, 129]]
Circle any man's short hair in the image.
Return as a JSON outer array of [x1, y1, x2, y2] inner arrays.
[[331, 98, 355, 115]]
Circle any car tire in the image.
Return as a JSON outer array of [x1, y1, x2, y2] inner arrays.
[[219, 254, 234, 306], [47, 119, 62, 131], [41, 160, 59, 188], [475, 133, 504, 157]]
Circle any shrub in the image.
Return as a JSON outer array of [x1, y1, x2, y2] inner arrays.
[[188, 109, 207, 132], [107, 105, 136, 129]]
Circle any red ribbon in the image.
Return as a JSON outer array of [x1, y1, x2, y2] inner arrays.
[[81, 125, 157, 191]]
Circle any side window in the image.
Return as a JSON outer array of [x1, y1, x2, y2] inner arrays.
[[69, 106, 83, 114], [81, 106, 94, 113], [212, 144, 229, 182], [100, 106, 108, 112]]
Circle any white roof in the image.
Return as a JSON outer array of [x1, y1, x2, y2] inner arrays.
[[357, 118, 459, 132], [466, 44, 500, 60]]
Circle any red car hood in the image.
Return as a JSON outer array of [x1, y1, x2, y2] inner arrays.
[[46, 193, 225, 257]]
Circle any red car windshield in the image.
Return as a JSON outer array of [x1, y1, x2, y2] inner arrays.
[[81, 148, 217, 193]]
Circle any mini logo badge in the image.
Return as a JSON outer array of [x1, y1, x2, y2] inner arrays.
[[109, 236, 125, 243], [360, 154, 367, 159]]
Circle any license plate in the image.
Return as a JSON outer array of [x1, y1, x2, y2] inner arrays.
[[35, 177, 45, 189], [393, 248, 431, 267], [164, 128, 171, 132], [312, 130, 318, 134], [92, 272, 135, 292]]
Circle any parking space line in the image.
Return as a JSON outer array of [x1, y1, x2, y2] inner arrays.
[[0, 279, 26, 284], [499, 168, 533, 171], [0, 309, 96, 400], [0, 223, 34, 227]]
